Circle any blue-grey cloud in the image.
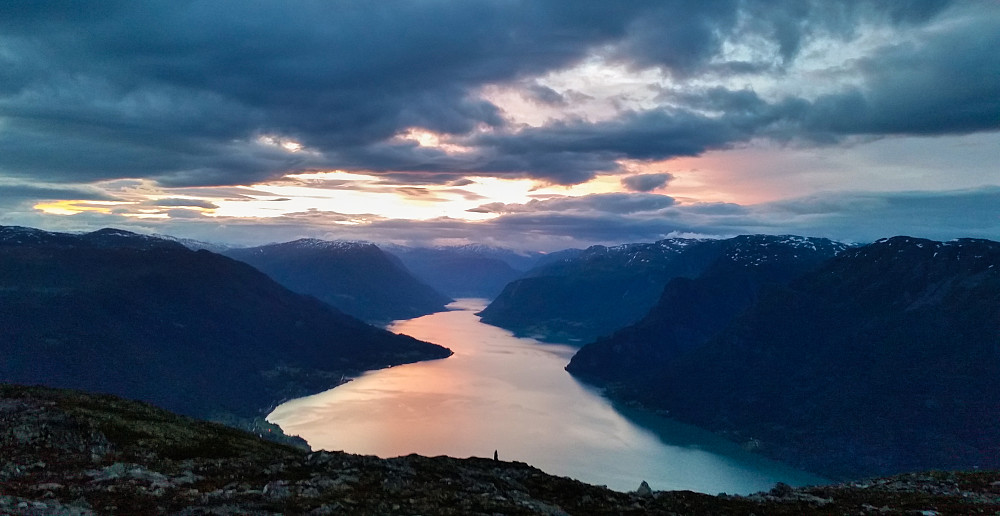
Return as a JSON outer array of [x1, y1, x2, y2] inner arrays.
[[621, 173, 674, 192], [144, 198, 219, 209], [164, 208, 209, 219], [468, 193, 676, 215], [524, 84, 568, 106], [0, 184, 119, 204], [0, 0, 991, 189]]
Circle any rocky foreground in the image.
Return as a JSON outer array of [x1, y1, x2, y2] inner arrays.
[[2, 384, 1000, 515]]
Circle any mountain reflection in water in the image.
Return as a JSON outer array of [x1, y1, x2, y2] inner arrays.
[[268, 299, 824, 494]]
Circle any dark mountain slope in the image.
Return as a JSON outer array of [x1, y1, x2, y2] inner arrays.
[[225, 239, 451, 324], [478, 238, 727, 343], [567, 235, 847, 381], [5, 383, 1000, 515], [0, 226, 451, 419], [630, 236, 1000, 479]]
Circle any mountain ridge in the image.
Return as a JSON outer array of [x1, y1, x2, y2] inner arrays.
[[573, 235, 1000, 480], [567, 234, 848, 381], [225, 239, 452, 324], [479, 235, 845, 343], [0, 226, 452, 421]]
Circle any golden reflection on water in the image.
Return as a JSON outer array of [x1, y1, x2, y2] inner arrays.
[[269, 299, 824, 494]]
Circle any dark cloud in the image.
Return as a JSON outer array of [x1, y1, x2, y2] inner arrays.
[[621, 173, 674, 192], [144, 198, 218, 209], [164, 209, 209, 219], [673, 10, 1000, 143], [613, 1, 956, 73], [464, 109, 745, 184], [461, 187, 1000, 248], [523, 84, 568, 106], [806, 15, 1000, 137], [756, 187, 1000, 240], [0, 0, 993, 188], [0, 184, 119, 203], [0, 1, 648, 185], [468, 193, 675, 214]]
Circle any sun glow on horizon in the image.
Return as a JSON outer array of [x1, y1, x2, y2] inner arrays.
[[34, 200, 133, 216], [204, 171, 635, 223]]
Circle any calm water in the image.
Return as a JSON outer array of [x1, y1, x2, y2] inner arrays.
[[268, 299, 825, 494]]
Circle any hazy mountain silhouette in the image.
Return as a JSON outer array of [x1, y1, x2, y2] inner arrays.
[[384, 244, 546, 299], [225, 239, 451, 324]]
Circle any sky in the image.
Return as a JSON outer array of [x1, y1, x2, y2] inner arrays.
[[0, 0, 997, 251]]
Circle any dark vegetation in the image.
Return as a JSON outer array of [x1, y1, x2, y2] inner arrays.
[[225, 239, 451, 324], [0, 226, 452, 421], [4, 383, 1000, 515], [569, 236, 1000, 480]]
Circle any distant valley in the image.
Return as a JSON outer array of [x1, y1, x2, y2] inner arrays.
[[382, 244, 546, 299]]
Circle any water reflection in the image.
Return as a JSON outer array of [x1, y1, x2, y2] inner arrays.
[[268, 299, 824, 494]]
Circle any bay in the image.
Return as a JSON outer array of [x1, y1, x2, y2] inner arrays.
[[268, 299, 824, 494]]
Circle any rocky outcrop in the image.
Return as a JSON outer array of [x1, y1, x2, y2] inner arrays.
[[3, 384, 1000, 515]]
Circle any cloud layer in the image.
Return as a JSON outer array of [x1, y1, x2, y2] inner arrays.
[[1, 1, 995, 187], [0, 1, 997, 248]]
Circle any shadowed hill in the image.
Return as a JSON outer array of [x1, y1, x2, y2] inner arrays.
[[225, 239, 451, 324], [480, 236, 844, 344], [0, 226, 452, 420], [567, 235, 847, 381], [478, 238, 726, 343], [592, 236, 1000, 480]]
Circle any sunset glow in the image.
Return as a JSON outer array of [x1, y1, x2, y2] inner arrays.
[[34, 200, 134, 216], [0, 2, 995, 249]]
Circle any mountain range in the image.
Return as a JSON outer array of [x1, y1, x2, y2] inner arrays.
[[225, 239, 452, 324], [0, 226, 452, 420], [568, 236, 1000, 479], [479, 236, 843, 343], [6, 224, 1000, 485], [567, 234, 848, 381]]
